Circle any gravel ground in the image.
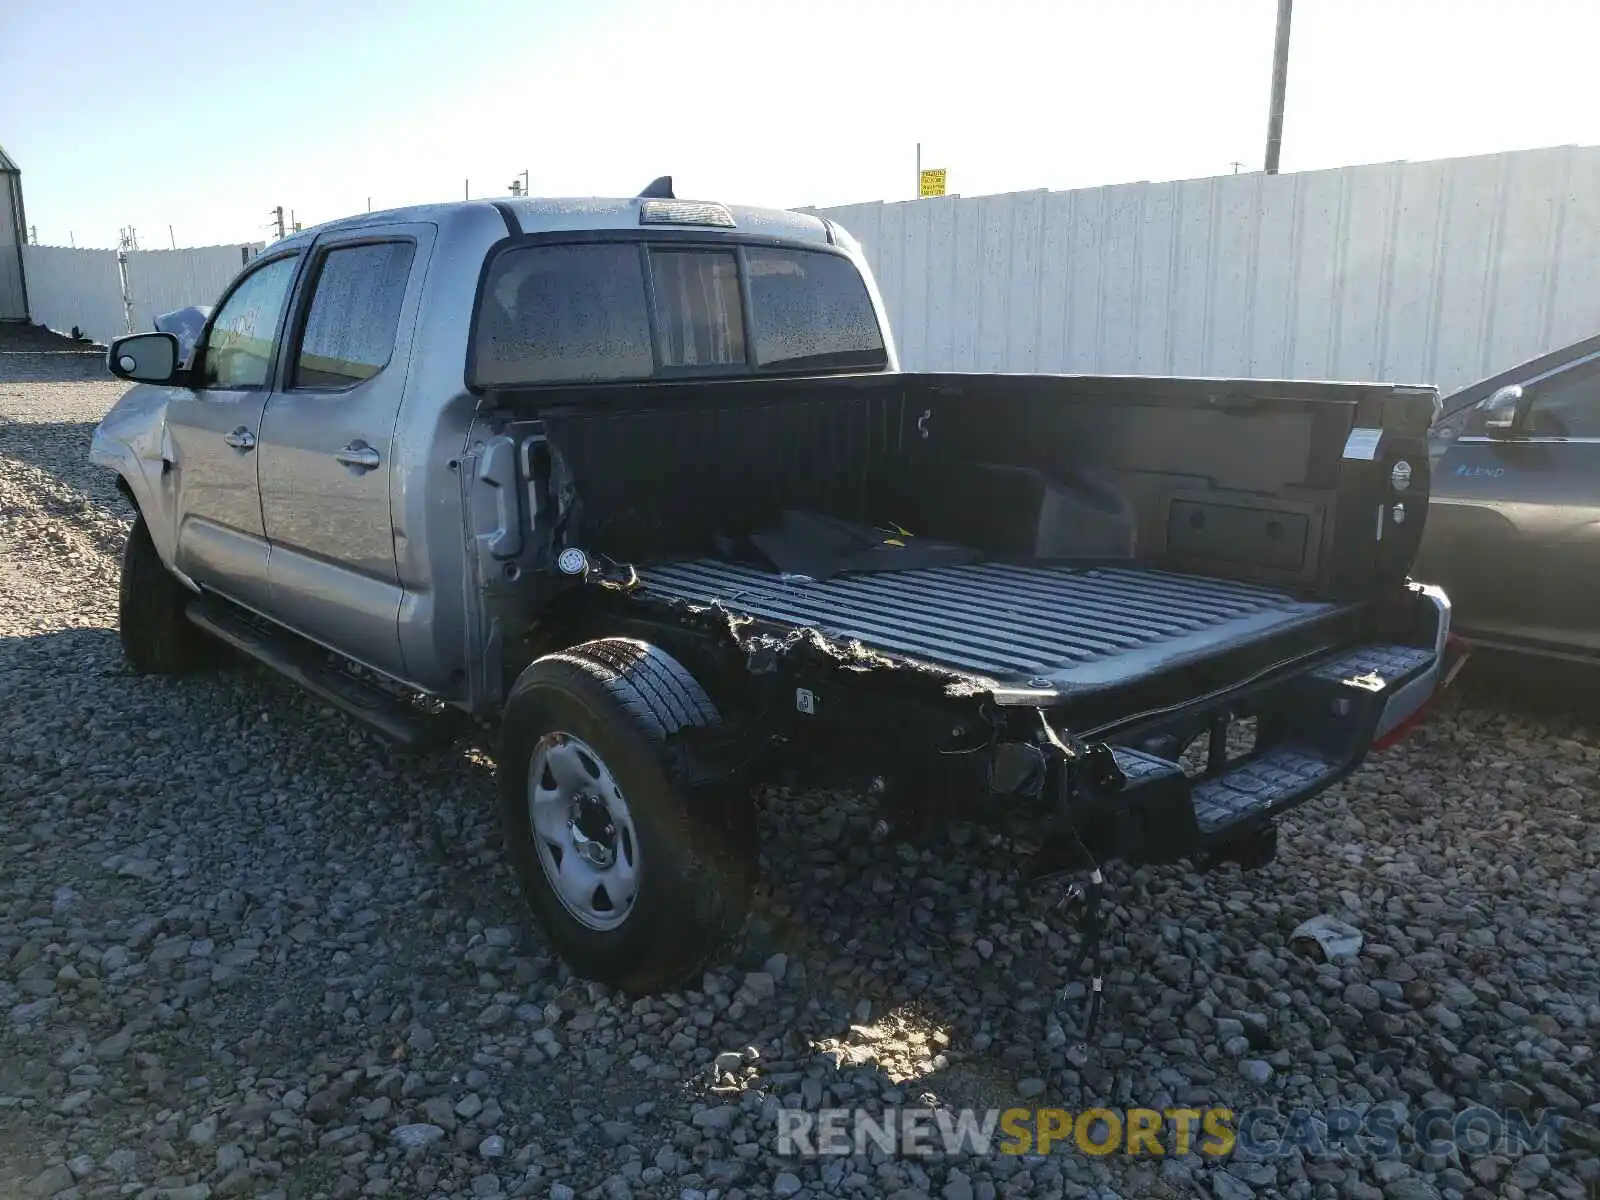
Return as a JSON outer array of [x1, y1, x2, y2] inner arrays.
[[1, 334, 1596, 1200]]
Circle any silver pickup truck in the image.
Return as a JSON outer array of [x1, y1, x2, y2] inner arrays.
[[91, 181, 1451, 1003]]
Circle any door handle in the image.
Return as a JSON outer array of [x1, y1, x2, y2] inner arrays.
[[334, 441, 381, 470], [223, 427, 256, 451]]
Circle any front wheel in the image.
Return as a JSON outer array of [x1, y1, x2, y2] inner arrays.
[[498, 639, 754, 993], [119, 513, 211, 675]]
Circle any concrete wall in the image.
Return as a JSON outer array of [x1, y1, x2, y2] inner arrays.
[[814, 145, 1600, 396]]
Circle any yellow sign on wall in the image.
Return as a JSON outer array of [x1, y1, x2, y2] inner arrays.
[[918, 168, 947, 198]]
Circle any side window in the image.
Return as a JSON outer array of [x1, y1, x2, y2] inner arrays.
[[1526, 363, 1600, 438], [200, 255, 299, 390], [292, 241, 417, 390]]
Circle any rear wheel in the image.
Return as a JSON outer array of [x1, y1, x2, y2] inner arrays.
[[119, 513, 210, 675], [498, 639, 754, 993]]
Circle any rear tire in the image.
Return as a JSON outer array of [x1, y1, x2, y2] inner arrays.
[[119, 513, 208, 675], [498, 639, 754, 993]]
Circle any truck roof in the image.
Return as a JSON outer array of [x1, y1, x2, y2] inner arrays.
[[270, 196, 835, 253]]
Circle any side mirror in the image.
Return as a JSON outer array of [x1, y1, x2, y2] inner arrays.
[[1477, 383, 1528, 437], [107, 332, 184, 385]]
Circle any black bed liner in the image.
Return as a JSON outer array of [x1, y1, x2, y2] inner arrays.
[[639, 559, 1343, 692]]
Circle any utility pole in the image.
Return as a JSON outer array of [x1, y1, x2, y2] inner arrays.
[[1263, 0, 1293, 175], [168, 225, 177, 250], [915, 143, 921, 199], [270, 206, 286, 240], [1229, 161, 1245, 174]]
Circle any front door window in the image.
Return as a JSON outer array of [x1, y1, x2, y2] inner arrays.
[[201, 256, 299, 390]]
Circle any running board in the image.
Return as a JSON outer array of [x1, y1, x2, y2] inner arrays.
[[187, 601, 453, 749]]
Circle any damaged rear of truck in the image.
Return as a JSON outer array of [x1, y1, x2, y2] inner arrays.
[[466, 362, 1448, 998]]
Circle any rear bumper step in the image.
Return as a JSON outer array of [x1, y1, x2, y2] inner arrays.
[[1190, 744, 1343, 835], [1086, 586, 1450, 862]]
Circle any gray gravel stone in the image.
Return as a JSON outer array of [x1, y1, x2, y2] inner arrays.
[[1211, 1170, 1256, 1200], [1240, 1059, 1273, 1085], [1344, 982, 1382, 1012], [27, 1165, 76, 1197], [393, 1124, 447, 1149], [691, 1104, 737, 1131]]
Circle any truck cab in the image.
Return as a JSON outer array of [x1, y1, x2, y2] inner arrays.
[[95, 192, 893, 694]]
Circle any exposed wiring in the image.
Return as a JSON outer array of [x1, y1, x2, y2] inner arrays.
[[1075, 646, 1328, 742], [588, 553, 640, 593]]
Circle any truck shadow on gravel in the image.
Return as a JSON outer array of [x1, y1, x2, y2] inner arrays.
[[0, 419, 129, 541]]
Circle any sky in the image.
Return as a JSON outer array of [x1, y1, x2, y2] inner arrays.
[[3, 0, 1599, 250]]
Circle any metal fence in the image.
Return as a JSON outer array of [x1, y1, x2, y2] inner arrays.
[[814, 145, 1600, 396], [125, 245, 257, 336], [19, 242, 261, 347], [18, 246, 125, 346]]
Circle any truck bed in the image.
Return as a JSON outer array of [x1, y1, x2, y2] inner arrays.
[[639, 559, 1341, 693]]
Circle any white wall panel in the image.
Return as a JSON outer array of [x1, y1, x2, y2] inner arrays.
[[125, 245, 260, 334], [1548, 149, 1600, 350], [812, 145, 1600, 396], [19, 246, 125, 346], [20, 242, 262, 349], [923, 197, 956, 371]]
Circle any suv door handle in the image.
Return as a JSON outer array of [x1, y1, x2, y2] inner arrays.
[[223, 427, 256, 451], [334, 441, 381, 470]]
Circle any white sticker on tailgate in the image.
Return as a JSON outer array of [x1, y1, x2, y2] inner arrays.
[[1342, 427, 1382, 461]]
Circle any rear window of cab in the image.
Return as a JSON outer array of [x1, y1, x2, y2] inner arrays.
[[470, 241, 887, 388]]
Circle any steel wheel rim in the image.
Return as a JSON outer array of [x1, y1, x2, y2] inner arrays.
[[526, 732, 640, 931]]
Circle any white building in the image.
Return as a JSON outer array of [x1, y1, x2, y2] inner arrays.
[[0, 143, 27, 321]]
